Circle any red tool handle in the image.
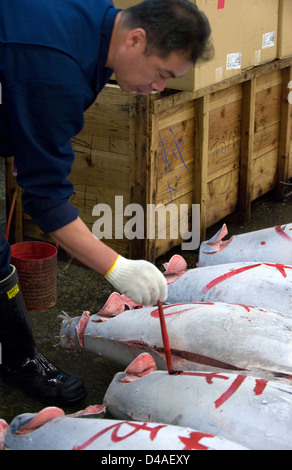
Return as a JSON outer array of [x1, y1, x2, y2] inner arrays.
[[157, 300, 175, 373]]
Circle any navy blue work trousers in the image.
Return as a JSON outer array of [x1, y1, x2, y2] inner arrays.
[[0, 223, 11, 281]]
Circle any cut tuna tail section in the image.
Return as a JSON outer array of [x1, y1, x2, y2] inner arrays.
[[202, 224, 233, 254], [76, 311, 91, 347], [0, 419, 9, 450], [96, 292, 145, 316], [15, 407, 65, 436], [163, 255, 188, 284], [120, 353, 157, 383], [13, 405, 106, 436], [96, 292, 126, 318], [275, 224, 292, 242]]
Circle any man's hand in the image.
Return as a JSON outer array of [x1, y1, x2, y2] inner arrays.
[[105, 255, 168, 306]]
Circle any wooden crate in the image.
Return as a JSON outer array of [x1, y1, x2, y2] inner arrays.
[[6, 58, 292, 261]]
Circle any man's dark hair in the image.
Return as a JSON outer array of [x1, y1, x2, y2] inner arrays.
[[120, 0, 213, 64]]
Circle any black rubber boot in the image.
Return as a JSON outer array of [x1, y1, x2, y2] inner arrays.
[[0, 265, 86, 405]]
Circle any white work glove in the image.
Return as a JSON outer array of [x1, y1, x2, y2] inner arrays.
[[105, 255, 168, 306]]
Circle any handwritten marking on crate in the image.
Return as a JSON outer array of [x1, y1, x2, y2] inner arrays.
[[159, 127, 189, 203]]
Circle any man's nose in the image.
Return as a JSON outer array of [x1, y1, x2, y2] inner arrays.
[[151, 78, 168, 92]]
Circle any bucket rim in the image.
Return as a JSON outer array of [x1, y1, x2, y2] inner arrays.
[[10, 241, 57, 261]]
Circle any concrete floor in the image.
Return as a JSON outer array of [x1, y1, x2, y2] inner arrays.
[[1, 168, 292, 425]]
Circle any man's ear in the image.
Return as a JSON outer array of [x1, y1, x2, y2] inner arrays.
[[125, 28, 147, 51]]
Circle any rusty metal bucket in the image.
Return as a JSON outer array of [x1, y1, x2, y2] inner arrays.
[[10, 241, 57, 311]]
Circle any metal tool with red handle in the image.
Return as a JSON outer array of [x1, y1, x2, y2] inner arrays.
[[157, 300, 182, 375]]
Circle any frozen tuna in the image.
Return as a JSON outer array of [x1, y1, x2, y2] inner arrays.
[[165, 256, 292, 316], [3, 404, 247, 450], [104, 354, 292, 450], [198, 223, 292, 267], [59, 293, 292, 380]]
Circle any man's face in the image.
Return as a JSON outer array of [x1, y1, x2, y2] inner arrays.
[[112, 28, 192, 94]]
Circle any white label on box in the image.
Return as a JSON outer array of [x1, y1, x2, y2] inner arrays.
[[262, 31, 275, 49], [226, 52, 241, 70]]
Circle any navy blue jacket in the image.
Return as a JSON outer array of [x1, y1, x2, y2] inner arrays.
[[0, 0, 119, 232]]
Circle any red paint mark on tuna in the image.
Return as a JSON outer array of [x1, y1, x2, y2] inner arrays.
[[180, 372, 269, 410], [214, 375, 246, 408], [254, 378, 268, 395], [264, 263, 292, 278], [203, 264, 262, 293], [203, 263, 292, 293], [179, 431, 215, 450], [181, 371, 229, 384], [181, 373, 254, 409], [176, 373, 269, 411], [261, 241, 266, 245], [275, 225, 292, 242], [229, 303, 255, 312], [73, 421, 166, 450], [150, 302, 214, 318]]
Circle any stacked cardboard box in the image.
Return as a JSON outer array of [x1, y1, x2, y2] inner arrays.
[[277, 0, 292, 59], [114, 0, 279, 92]]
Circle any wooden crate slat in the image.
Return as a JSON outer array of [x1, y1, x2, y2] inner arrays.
[[193, 94, 209, 242], [277, 66, 292, 198], [206, 169, 239, 228], [238, 78, 256, 223]]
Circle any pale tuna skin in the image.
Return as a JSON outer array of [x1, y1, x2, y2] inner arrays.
[[59, 302, 292, 379], [104, 365, 292, 450], [198, 223, 292, 267], [166, 261, 292, 316], [3, 414, 247, 450]]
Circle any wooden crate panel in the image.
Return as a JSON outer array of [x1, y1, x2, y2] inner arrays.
[[157, 100, 196, 131], [253, 122, 279, 159], [252, 70, 282, 199], [205, 85, 242, 226], [252, 149, 278, 199], [206, 168, 239, 227], [147, 192, 194, 261], [157, 119, 195, 175], [147, 100, 196, 257], [156, 163, 194, 206], [155, 120, 195, 205], [208, 85, 242, 181], [254, 74, 281, 134], [78, 85, 131, 154], [155, 102, 196, 206]]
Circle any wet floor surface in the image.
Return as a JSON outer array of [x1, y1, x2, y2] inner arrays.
[[1, 189, 292, 425]]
